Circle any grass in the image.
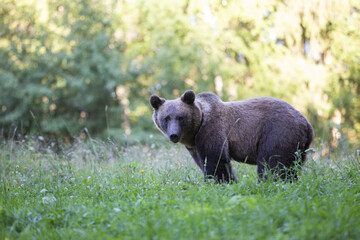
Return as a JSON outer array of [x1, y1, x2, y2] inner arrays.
[[0, 137, 360, 240]]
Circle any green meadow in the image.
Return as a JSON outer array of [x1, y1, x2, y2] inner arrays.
[[1, 138, 359, 240], [2, 0, 360, 239]]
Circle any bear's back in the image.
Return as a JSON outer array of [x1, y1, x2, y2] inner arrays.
[[195, 94, 310, 134], [224, 97, 310, 132], [196, 94, 302, 121]]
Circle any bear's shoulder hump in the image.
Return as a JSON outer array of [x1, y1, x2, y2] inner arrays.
[[197, 92, 222, 102]]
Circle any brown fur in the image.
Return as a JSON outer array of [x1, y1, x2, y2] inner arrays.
[[150, 90, 314, 183]]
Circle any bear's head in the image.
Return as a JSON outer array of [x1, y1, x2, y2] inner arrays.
[[150, 90, 202, 145]]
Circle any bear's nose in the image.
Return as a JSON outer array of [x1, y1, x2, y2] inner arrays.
[[169, 134, 179, 143]]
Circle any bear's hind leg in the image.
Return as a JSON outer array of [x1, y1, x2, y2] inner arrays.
[[257, 156, 300, 182], [256, 146, 300, 182], [256, 156, 279, 181]]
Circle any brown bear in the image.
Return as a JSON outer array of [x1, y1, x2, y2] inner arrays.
[[150, 90, 313, 183]]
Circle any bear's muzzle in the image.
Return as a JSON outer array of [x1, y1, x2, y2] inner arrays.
[[169, 134, 180, 143]]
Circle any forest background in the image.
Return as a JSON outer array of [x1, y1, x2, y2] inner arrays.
[[1, 0, 359, 148]]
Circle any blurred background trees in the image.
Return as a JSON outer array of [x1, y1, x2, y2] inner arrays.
[[0, 0, 359, 146]]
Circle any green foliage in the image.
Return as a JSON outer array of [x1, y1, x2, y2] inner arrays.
[[0, 0, 359, 144], [0, 140, 360, 239], [0, 0, 124, 137]]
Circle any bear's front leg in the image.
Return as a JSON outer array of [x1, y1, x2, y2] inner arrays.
[[194, 127, 239, 183], [196, 140, 238, 183], [185, 146, 204, 171], [204, 158, 238, 183], [186, 146, 237, 183]]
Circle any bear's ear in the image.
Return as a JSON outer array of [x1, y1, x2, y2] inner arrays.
[[181, 90, 195, 105], [150, 95, 165, 109]]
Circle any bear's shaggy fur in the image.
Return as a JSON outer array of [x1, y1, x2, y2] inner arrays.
[[150, 90, 313, 183]]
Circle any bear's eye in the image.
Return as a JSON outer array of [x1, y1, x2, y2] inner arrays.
[[164, 116, 170, 122], [177, 116, 185, 121]]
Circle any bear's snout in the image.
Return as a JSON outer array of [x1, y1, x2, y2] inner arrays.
[[167, 120, 181, 143], [169, 134, 180, 143]]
